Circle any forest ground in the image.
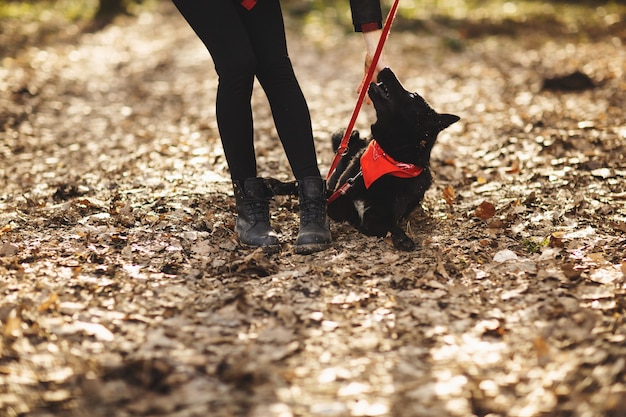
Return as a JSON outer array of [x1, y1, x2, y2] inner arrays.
[[1, 2, 626, 416]]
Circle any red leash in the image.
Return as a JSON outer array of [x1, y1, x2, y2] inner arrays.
[[326, 0, 401, 183], [326, 171, 362, 204]]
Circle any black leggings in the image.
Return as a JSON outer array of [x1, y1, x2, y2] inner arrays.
[[172, 0, 321, 181]]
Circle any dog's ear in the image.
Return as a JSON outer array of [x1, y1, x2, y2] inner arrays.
[[437, 113, 460, 130]]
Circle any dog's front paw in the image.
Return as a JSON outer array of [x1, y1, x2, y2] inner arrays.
[[392, 234, 416, 251]]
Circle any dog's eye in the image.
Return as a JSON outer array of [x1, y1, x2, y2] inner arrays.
[[409, 93, 416, 99]]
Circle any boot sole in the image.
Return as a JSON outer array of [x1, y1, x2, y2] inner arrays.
[[238, 241, 281, 254], [294, 242, 331, 255], [261, 244, 281, 254]]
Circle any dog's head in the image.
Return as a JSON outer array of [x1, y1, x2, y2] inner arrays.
[[368, 68, 459, 166]]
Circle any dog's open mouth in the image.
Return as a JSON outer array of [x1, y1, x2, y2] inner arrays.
[[369, 81, 390, 101]]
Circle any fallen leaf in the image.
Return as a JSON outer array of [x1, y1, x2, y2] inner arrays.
[[506, 158, 521, 173], [587, 252, 608, 266], [533, 336, 551, 365], [53, 321, 115, 342], [487, 219, 506, 229], [591, 168, 613, 179], [475, 201, 496, 219], [3, 310, 22, 338], [562, 262, 582, 279], [493, 249, 518, 263], [0, 223, 14, 233], [611, 221, 626, 233], [42, 389, 72, 402], [549, 232, 565, 248], [0, 243, 19, 256], [38, 293, 59, 312], [442, 185, 455, 206]]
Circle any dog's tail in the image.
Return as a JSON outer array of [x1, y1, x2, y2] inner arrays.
[[328, 129, 366, 193], [263, 178, 298, 196]]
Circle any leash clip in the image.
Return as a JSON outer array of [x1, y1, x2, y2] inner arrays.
[[326, 170, 362, 204], [347, 171, 362, 186]]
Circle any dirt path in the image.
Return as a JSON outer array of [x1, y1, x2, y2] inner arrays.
[[1, 3, 625, 416]]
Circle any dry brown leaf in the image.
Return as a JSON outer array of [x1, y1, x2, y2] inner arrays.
[[487, 219, 506, 229], [0, 242, 19, 256], [3, 310, 22, 338], [442, 185, 455, 206], [475, 201, 496, 219], [533, 336, 551, 365], [612, 221, 626, 233], [549, 232, 565, 248], [562, 262, 582, 280], [38, 293, 59, 312], [506, 158, 521, 174]]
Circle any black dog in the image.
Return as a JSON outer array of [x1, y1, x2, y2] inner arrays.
[[327, 68, 459, 251]]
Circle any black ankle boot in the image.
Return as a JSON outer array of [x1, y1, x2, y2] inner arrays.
[[233, 178, 280, 252], [295, 177, 332, 254]]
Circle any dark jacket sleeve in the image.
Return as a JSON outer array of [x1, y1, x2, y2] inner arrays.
[[349, 0, 383, 32]]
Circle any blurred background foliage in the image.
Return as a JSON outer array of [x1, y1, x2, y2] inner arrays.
[[1, 0, 623, 22], [0, 0, 624, 57]]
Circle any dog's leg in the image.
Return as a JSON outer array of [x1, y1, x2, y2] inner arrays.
[[389, 224, 416, 251], [360, 209, 416, 251], [359, 221, 415, 251], [359, 216, 416, 251], [358, 209, 391, 238]]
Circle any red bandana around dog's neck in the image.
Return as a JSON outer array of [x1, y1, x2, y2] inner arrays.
[[360, 139, 423, 188]]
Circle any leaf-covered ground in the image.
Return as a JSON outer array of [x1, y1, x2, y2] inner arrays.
[[1, 3, 626, 416]]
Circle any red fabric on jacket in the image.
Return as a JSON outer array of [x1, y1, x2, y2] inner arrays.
[[241, 0, 256, 10]]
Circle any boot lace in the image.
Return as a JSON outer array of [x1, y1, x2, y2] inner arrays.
[[300, 199, 325, 224], [244, 199, 269, 222]]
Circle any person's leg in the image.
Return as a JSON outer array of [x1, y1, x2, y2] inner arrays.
[[239, 1, 330, 252], [173, 0, 280, 251], [238, 0, 321, 180], [172, 0, 257, 181]]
